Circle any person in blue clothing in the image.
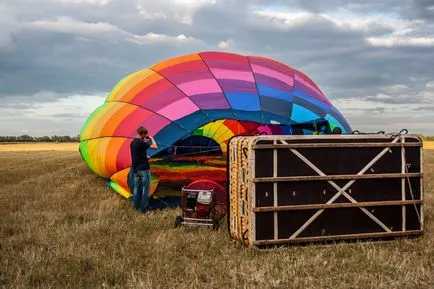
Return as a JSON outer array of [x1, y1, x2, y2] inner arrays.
[[130, 126, 158, 212]]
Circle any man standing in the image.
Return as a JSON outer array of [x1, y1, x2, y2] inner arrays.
[[130, 126, 158, 212]]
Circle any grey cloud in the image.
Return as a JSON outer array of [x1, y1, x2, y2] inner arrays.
[[0, 102, 33, 109], [0, 91, 61, 106], [344, 113, 433, 135], [404, 0, 434, 21], [51, 112, 87, 119], [0, 30, 206, 96], [344, 106, 386, 114], [0, 116, 83, 135], [0, 0, 433, 135], [358, 92, 432, 105], [410, 105, 434, 111]]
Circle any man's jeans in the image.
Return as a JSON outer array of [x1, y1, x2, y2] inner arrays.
[[133, 170, 151, 212]]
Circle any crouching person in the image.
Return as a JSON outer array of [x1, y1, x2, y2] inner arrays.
[[130, 126, 158, 212]]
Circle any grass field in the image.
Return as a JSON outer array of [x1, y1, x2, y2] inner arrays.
[[1, 144, 433, 288], [425, 141, 434, 150], [0, 142, 78, 152]]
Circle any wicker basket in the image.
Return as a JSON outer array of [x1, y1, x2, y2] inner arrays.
[[227, 134, 424, 247]]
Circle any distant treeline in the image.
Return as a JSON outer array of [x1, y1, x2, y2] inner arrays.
[[0, 134, 433, 143], [0, 135, 80, 143]]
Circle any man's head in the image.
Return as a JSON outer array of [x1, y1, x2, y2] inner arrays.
[[332, 127, 342, 134], [137, 126, 148, 139]]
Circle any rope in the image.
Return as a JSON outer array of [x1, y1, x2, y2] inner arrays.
[[351, 128, 408, 135]]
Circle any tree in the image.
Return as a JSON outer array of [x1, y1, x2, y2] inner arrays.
[[18, 135, 34, 142], [51, 135, 60, 143], [35, 136, 51, 142]]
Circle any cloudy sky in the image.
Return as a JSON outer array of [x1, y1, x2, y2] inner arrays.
[[1, 0, 434, 136]]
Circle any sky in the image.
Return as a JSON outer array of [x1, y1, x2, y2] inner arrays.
[[1, 0, 434, 136]]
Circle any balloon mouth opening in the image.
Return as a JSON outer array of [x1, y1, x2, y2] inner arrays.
[[155, 135, 223, 158], [152, 117, 339, 159]]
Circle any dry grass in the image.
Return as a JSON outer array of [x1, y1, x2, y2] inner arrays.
[[0, 147, 433, 288], [424, 141, 434, 150], [0, 143, 78, 152]]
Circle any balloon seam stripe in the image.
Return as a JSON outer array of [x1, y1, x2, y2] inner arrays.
[[246, 56, 265, 124]]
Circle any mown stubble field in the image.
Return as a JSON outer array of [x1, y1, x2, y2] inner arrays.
[[0, 143, 433, 288]]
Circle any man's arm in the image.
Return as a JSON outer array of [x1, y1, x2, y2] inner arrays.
[[147, 136, 158, 150]]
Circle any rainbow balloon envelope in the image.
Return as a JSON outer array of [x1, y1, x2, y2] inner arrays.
[[79, 52, 351, 200]]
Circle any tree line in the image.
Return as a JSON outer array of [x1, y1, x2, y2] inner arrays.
[[0, 134, 433, 143], [0, 135, 80, 143]]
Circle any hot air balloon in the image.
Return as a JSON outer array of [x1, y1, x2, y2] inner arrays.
[[79, 52, 351, 206]]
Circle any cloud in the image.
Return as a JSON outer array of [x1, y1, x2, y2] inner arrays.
[[0, 5, 22, 50], [51, 0, 112, 5], [333, 97, 434, 134], [381, 84, 410, 93], [367, 36, 434, 47], [1, 0, 434, 135], [252, 9, 314, 29], [0, 93, 106, 135], [136, 0, 217, 25], [252, 7, 405, 34], [29, 17, 119, 33], [360, 93, 427, 105], [132, 32, 202, 46], [218, 38, 236, 50], [425, 81, 434, 88], [25, 16, 202, 45]]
